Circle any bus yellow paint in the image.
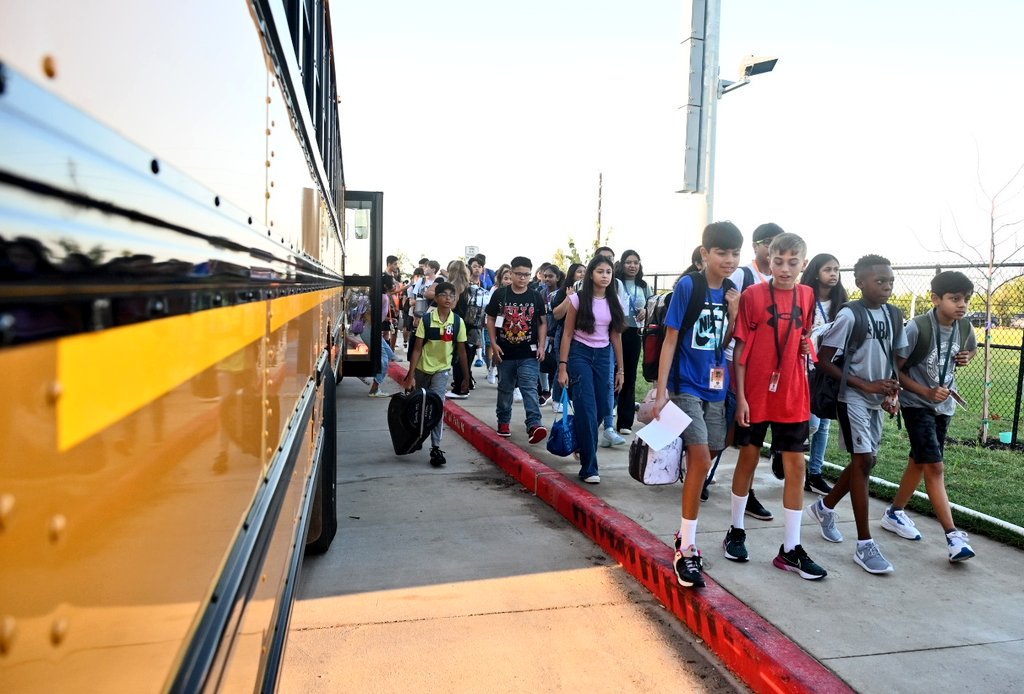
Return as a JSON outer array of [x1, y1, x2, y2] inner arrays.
[[54, 289, 338, 452]]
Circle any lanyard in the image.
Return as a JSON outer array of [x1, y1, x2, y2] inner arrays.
[[768, 280, 798, 371], [704, 283, 726, 365], [816, 300, 828, 325], [933, 309, 957, 385]]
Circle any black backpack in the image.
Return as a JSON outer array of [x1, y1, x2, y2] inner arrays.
[[810, 301, 903, 419], [641, 271, 736, 388], [421, 310, 462, 342]]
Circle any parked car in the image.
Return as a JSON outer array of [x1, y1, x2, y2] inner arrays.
[[1009, 314, 1024, 329], [967, 312, 1000, 327]]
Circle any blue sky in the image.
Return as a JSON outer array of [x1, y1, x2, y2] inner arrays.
[[332, 1, 1024, 273]]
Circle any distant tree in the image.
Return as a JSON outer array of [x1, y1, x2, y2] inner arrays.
[[923, 160, 1024, 442]]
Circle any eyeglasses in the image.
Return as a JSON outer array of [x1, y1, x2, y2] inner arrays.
[[754, 239, 772, 247], [435, 292, 455, 299], [512, 271, 532, 278]]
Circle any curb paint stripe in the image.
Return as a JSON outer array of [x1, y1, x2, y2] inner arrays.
[[388, 362, 853, 694]]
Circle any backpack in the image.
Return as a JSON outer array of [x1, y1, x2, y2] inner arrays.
[[641, 271, 736, 386], [464, 285, 487, 329], [809, 300, 903, 419], [900, 311, 972, 371]]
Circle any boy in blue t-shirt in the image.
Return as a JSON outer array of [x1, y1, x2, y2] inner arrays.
[[653, 221, 742, 588]]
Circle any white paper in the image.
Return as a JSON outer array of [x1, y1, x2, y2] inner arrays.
[[636, 401, 692, 451]]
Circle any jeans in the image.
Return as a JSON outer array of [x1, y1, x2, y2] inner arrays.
[[808, 413, 830, 476], [551, 327, 565, 404], [603, 351, 615, 430], [496, 357, 542, 428], [413, 369, 450, 447], [616, 327, 641, 429], [374, 339, 397, 385], [568, 341, 611, 480]]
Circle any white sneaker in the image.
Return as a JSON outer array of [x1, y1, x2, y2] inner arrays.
[[880, 506, 922, 540], [486, 368, 497, 385], [600, 426, 626, 447], [513, 387, 523, 402], [946, 529, 976, 562], [551, 401, 563, 414], [583, 475, 601, 484]]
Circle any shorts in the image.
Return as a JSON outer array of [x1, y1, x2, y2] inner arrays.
[[671, 392, 726, 450], [836, 400, 883, 455], [735, 420, 809, 452], [901, 406, 950, 463]]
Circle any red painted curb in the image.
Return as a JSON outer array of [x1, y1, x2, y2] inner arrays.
[[386, 363, 853, 694]]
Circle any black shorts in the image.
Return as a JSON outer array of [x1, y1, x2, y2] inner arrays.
[[901, 407, 950, 463], [734, 420, 809, 453]]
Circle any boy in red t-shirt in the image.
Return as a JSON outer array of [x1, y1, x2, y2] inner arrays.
[[727, 233, 828, 580]]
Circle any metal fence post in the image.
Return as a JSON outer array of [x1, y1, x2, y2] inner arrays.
[[1013, 326, 1024, 446]]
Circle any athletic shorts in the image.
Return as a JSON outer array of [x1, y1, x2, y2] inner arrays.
[[836, 400, 883, 455], [735, 420, 809, 452], [901, 406, 950, 463], [671, 392, 726, 450]]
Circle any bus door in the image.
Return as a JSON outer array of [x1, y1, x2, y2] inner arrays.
[[341, 190, 383, 378]]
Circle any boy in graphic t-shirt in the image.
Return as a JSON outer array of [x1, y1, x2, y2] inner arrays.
[[727, 233, 827, 580]]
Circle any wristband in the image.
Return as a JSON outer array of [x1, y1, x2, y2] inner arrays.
[[559, 360, 568, 365]]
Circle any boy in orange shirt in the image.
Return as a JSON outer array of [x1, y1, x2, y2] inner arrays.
[[727, 233, 827, 579]]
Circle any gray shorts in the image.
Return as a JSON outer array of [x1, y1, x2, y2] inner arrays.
[[671, 392, 726, 450], [837, 400, 883, 455]]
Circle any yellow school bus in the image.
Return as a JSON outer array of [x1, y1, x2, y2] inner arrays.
[[0, 1, 383, 690]]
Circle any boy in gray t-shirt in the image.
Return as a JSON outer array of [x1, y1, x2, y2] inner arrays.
[[882, 271, 978, 563], [807, 255, 906, 575]]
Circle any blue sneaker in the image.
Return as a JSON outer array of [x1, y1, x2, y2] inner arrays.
[[946, 530, 975, 562], [474, 358, 485, 367]]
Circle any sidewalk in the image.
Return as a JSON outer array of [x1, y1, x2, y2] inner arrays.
[[398, 362, 1024, 694], [280, 375, 744, 693]]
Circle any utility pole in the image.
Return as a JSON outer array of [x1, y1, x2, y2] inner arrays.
[[595, 172, 603, 246]]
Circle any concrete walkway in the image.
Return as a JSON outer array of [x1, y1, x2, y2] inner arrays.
[[402, 363, 1023, 693], [280, 375, 744, 693]]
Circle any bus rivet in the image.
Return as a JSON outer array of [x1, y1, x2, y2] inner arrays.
[[50, 617, 68, 646], [0, 494, 14, 530], [45, 382, 63, 405], [1, 616, 16, 654], [48, 514, 66, 543]]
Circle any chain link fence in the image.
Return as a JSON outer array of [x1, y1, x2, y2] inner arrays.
[[645, 263, 1024, 446]]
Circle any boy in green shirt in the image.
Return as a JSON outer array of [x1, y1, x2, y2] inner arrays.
[[403, 282, 469, 466]]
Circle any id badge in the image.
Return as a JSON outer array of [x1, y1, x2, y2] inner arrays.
[[494, 316, 504, 328], [709, 367, 725, 391], [768, 371, 780, 393]]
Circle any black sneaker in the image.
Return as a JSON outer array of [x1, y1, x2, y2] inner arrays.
[[723, 526, 749, 562], [772, 544, 827, 580], [745, 490, 774, 521], [771, 452, 785, 480], [805, 473, 833, 495], [429, 447, 447, 467], [673, 535, 705, 588]]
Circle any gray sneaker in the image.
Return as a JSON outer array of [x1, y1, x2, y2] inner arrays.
[[807, 500, 843, 543], [600, 426, 626, 447], [853, 540, 894, 574]]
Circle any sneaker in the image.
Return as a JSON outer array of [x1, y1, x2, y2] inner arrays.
[[618, 428, 632, 436], [513, 387, 523, 402], [600, 426, 626, 448], [367, 391, 391, 398], [474, 357, 485, 367], [527, 425, 548, 444], [771, 452, 785, 480], [807, 499, 843, 543], [946, 529, 975, 562], [853, 540, 894, 574], [582, 474, 601, 484], [673, 538, 705, 588], [486, 369, 497, 385], [773, 544, 827, 580], [880, 506, 922, 541], [551, 401, 563, 414], [445, 391, 468, 400], [429, 447, 447, 467], [723, 526, 749, 562], [744, 490, 773, 521], [804, 473, 833, 495], [538, 392, 551, 407], [496, 423, 511, 437]]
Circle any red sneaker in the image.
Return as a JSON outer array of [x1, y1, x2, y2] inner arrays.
[[497, 423, 511, 437], [527, 425, 548, 444]]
